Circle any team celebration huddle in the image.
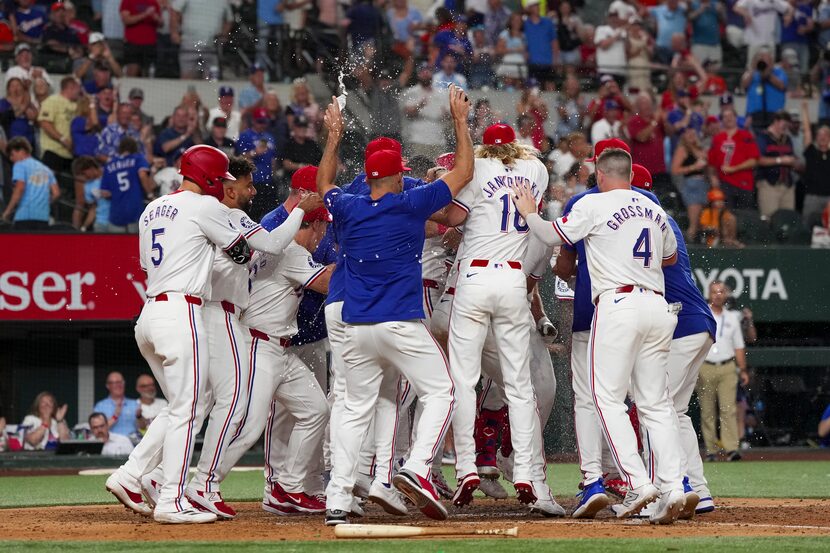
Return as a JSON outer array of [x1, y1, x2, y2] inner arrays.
[[103, 84, 715, 527]]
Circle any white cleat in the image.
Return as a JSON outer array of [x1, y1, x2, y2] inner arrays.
[[479, 478, 509, 499], [353, 474, 372, 499], [649, 489, 686, 525], [615, 483, 660, 518], [154, 508, 218, 524], [368, 480, 409, 516], [528, 481, 566, 517], [106, 471, 152, 516], [140, 474, 160, 510]]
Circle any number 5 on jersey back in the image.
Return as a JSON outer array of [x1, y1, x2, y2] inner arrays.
[[151, 228, 165, 267], [633, 228, 652, 267]]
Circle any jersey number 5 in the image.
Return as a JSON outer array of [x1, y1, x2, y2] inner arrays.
[[151, 228, 165, 267], [499, 194, 529, 233], [633, 228, 652, 267]]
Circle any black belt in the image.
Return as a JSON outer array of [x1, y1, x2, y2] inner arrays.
[[705, 358, 736, 367]]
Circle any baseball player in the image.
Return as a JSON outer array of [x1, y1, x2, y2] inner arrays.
[[106, 145, 251, 524], [436, 122, 561, 516], [513, 147, 686, 524], [319, 85, 472, 526]]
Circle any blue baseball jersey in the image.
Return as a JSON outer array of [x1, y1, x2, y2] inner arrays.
[[12, 157, 56, 222], [100, 153, 150, 226], [326, 174, 424, 306], [235, 129, 277, 184], [324, 179, 451, 323], [260, 204, 338, 345], [83, 177, 110, 229], [14, 7, 46, 39]]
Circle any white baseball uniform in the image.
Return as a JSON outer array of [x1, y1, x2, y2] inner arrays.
[[526, 188, 683, 493], [189, 207, 305, 494], [448, 156, 549, 486], [118, 190, 248, 514]]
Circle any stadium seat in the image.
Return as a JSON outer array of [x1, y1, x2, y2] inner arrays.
[[733, 209, 772, 245], [770, 209, 810, 244]]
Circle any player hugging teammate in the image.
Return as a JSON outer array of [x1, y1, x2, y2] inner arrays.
[[105, 87, 715, 527]]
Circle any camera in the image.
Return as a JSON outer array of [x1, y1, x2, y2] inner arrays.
[[756, 60, 768, 72]]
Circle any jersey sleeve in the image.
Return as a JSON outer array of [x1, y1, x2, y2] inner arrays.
[[235, 132, 254, 155], [136, 154, 150, 172], [11, 161, 25, 184], [405, 180, 453, 219], [451, 170, 478, 213], [324, 187, 348, 221], [553, 198, 596, 246], [661, 215, 678, 260], [197, 200, 249, 259], [282, 246, 328, 289], [242, 207, 303, 255]]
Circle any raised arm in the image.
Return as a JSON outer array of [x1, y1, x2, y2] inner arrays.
[[440, 85, 473, 197], [247, 194, 323, 255], [317, 97, 344, 197]]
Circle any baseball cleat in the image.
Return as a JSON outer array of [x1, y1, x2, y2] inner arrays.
[[572, 479, 611, 519], [604, 477, 628, 499], [262, 482, 294, 515], [477, 464, 500, 479], [392, 468, 448, 520], [154, 508, 217, 524], [325, 509, 349, 526], [679, 477, 700, 520], [185, 488, 236, 519], [696, 496, 715, 514], [479, 477, 509, 499], [528, 481, 565, 517], [353, 474, 371, 499], [106, 471, 152, 516], [140, 475, 160, 509], [283, 491, 326, 514], [514, 480, 537, 505], [615, 483, 659, 518], [368, 480, 409, 516], [431, 469, 454, 499], [451, 472, 481, 508], [649, 489, 685, 525]]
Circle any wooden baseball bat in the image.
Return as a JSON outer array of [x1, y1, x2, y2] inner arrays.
[[334, 524, 519, 539]]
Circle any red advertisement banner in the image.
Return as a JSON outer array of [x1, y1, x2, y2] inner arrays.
[[0, 234, 146, 321]]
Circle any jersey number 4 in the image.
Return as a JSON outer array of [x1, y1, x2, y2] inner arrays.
[[151, 228, 165, 267], [499, 194, 529, 233], [633, 228, 652, 267]]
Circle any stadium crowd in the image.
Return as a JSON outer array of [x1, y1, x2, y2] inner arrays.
[[0, 0, 829, 247]]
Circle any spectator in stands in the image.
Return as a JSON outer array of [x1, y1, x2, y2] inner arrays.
[[670, 33, 707, 83], [469, 26, 496, 89], [556, 1, 583, 67], [735, 0, 792, 67], [628, 93, 669, 182], [649, 0, 687, 64], [800, 101, 830, 224], [154, 105, 196, 166], [69, 95, 101, 227], [820, 2, 830, 53], [672, 126, 710, 241], [10, 0, 46, 45], [93, 371, 140, 437], [549, 131, 590, 179], [700, 187, 742, 247], [708, 106, 760, 209], [662, 70, 698, 111], [495, 12, 527, 88], [64, 1, 89, 44], [41, 2, 81, 56], [362, 68, 405, 143], [170, 0, 232, 79], [667, 91, 704, 152], [586, 74, 630, 126], [207, 86, 241, 142], [698, 280, 749, 461], [0, 12, 14, 52], [0, 77, 37, 147], [626, 17, 653, 94], [724, 0, 746, 52], [702, 114, 722, 149], [237, 105, 278, 194], [470, 98, 496, 144], [128, 88, 152, 128], [88, 412, 134, 456], [433, 54, 468, 89], [120, 0, 162, 77], [778, 48, 803, 96], [95, 85, 115, 128], [135, 374, 167, 433], [239, 63, 267, 114], [780, 0, 812, 76], [524, 0, 559, 90], [594, 8, 628, 85], [345, 0, 384, 53], [6, 42, 53, 88], [154, 156, 182, 195], [387, 0, 423, 61], [554, 74, 587, 141], [689, 0, 723, 68], [403, 63, 448, 159], [515, 114, 535, 148], [38, 76, 81, 187], [287, 78, 323, 141], [32, 77, 51, 108], [100, 136, 153, 232], [83, 61, 115, 95], [516, 83, 549, 152], [20, 391, 70, 451], [590, 99, 623, 143], [72, 32, 122, 82], [755, 111, 799, 217], [484, 0, 510, 47], [72, 156, 106, 232], [2, 138, 59, 229], [431, 14, 473, 70], [282, 114, 322, 175], [261, 90, 290, 157], [700, 60, 728, 96], [99, 0, 126, 59], [204, 116, 234, 157], [96, 103, 140, 161]]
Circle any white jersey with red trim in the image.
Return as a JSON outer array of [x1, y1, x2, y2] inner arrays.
[[139, 190, 245, 299], [552, 188, 677, 301], [208, 207, 304, 308], [453, 157, 547, 263], [421, 234, 448, 284], [242, 241, 327, 338]]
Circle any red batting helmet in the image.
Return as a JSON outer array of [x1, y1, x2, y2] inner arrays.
[[179, 145, 235, 201]]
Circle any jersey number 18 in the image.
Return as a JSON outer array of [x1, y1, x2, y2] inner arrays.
[[499, 194, 529, 233]]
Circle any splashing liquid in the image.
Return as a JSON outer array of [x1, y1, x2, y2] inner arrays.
[[337, 70, 348, 111]]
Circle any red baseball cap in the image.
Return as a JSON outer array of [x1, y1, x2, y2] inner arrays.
[[303, 206, 332, 223], [705, 115, 720, 125], [365, 150, 410, 179], [252, 107, 268, 121], [631, 163, 652, 191], [586, 138, 630, 162], [51, 2, 65, 11], [436, 152, 455, 170], [365, 137, 402, 160], [483, 123, 516, 145], [291, 165, 318, 192]]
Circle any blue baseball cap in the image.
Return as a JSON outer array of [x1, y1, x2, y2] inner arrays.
[[604, 99, 622, 111], [249, 62, 265, 75], [218, 86, 234, 97]]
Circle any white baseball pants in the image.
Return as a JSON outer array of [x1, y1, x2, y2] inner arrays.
[[590, 289, 683, 494], [122, 295, 209, 513], [449, 263, 545, 483], [326, 319, 455, 512]]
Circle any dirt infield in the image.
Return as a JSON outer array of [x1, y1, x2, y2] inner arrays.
[[3, 497, 830, 542]]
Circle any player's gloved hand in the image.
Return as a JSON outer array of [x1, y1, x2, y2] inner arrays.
[[537, 316, 557, 342]]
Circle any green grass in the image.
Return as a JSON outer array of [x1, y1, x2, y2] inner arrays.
[[2, 460, 830, 509], [3, 538, 830, 553]]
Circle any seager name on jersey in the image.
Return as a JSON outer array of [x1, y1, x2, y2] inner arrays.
[[482, 175, 540, 199], [606, 202, 667, 232], [143, 204, 179, 226]]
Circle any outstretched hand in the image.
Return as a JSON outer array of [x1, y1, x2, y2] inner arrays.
[[324, 96, 344, 141], [511, 182, 538, 218], [296, 192, 324, 213], [448, 84, 470, 123]]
